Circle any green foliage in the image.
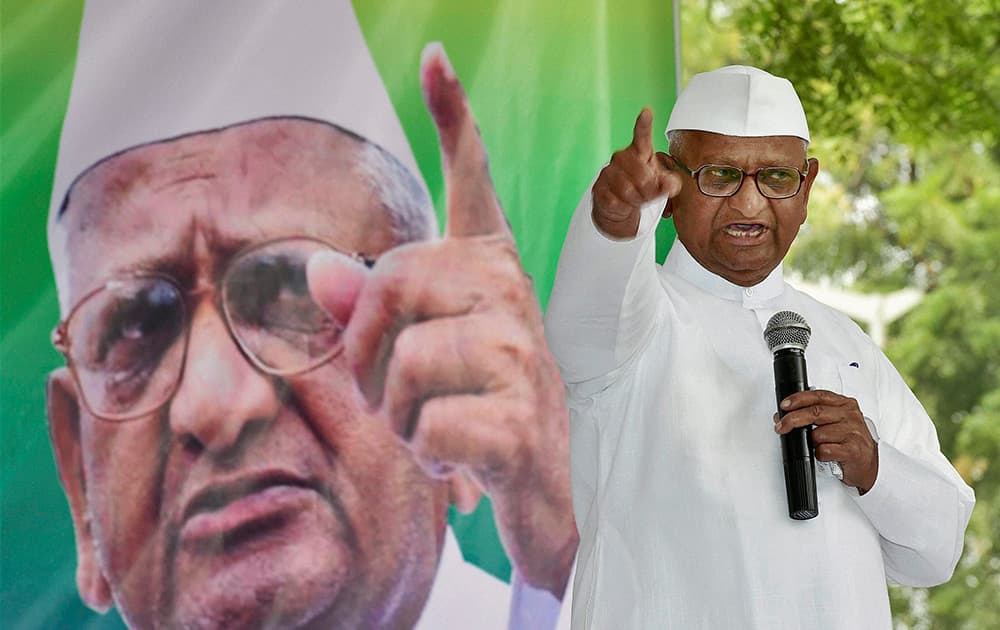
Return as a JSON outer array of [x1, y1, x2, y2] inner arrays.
[[683, 1, 1000, 627], [735, 0, 1000, 148]]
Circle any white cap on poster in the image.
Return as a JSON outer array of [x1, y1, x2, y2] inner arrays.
[[48, 0, 423, 223], [665, 65, 810, 144]]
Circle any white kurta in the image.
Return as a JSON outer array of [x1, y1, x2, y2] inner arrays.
[[544, 191, 975, 630]]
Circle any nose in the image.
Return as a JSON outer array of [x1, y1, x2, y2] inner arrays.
[[168, 301, 281, 453], [728, 173, 768, 218]]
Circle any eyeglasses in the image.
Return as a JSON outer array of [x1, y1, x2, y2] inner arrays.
[[52, 236, 375, 422], [669, 155, 809, 199]]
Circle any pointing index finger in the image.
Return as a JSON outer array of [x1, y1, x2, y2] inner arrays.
[[421, 43, 509, 240], [630, 107, 655, 160]]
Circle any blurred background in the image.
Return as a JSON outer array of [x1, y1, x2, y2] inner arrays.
[[680, 1, 999, 627]]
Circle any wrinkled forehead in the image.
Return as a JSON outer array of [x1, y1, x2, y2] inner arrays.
[[674, 130, 809, 166], [56, 119, 417, 305]]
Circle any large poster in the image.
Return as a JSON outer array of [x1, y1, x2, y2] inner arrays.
[[0, 1, 677, 628]]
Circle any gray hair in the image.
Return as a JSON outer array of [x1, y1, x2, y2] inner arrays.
[[666, 129, 808, 161], [357, 139, 437, 243], [666, 130, 686, 158]]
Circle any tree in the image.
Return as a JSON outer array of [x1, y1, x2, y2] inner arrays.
[[682, 1, 1000, 627]]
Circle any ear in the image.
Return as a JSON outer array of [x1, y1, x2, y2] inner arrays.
[[447, 469, 483, 514], [657, 151, 677, 219], [800, 157, 821, 220], [47, 369, 113, 613]]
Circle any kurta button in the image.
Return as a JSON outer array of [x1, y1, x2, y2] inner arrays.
[[744, 288, 754, 296]]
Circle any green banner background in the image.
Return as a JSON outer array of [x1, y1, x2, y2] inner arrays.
[[0, 1, 676, 626]]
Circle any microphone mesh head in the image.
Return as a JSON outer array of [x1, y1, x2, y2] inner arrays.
[[764, 311, 811, 352]]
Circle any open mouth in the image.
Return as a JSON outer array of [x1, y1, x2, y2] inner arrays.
[[722, 223, 767, 238], [178, 471, 321, 549]]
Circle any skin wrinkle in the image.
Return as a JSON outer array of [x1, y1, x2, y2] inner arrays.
[[666, 130, 818, 287], [668, 130, 808, 166], [51, 118, 449, 629]]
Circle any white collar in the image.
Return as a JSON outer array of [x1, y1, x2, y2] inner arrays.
[[663, 239, 785, 306]]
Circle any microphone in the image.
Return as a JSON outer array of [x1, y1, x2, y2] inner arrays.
[[764, 311, 818, 520]]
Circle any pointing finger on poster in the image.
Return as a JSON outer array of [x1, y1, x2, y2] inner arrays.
[[309, 43, 577, 597], [420, 43, 512, 240]]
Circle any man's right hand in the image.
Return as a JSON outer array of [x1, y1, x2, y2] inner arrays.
[[592, 107, 682, 238]]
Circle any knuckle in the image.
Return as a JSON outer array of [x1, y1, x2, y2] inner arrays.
[[409, 426, 441, 468], [390, 325, 422, 378], [593, 186, 617, 211], [499, 276, 534, 311], [494, 323, 536, 368], [481, 430, 522, 482], [492, 235, 522, 267], [496, 401, 536, 458], [478, 246, 537, 312]]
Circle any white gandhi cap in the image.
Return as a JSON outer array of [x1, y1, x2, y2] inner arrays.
[[665, 65, 810, 144], [49, 0, 424, 222]]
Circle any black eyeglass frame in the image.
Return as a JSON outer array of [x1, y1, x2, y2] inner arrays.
[[668, 154, 810, 199], [51, 235, 376, 422]]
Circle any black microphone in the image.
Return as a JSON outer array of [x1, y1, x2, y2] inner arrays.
[[764, 311, 818, 520]]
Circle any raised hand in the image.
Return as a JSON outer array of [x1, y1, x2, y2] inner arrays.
[[307, 43, 577, 597], [592, 107, 682, 238]]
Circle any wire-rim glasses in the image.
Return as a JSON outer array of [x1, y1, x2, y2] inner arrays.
[[668, 154, 809, 199], [51, 235, 374, 422]]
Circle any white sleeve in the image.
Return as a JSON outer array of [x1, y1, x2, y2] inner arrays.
[[544, 181, 666, 394], [851, 348, 976, 587]]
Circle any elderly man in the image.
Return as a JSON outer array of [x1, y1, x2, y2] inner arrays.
[[46, 46, 575, 629], [545, 65, 975, 628]]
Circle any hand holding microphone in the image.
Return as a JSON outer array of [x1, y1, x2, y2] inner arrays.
[[775, 387, 879, 495], [765, 312, 879, 520]]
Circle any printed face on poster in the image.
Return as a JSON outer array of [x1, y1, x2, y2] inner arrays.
[[0, 1, 677, 628]]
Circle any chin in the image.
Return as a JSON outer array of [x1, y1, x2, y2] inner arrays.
[[720, 252, 778, 281], [166, 560, 347, 630], [162, 518, 357, 630]]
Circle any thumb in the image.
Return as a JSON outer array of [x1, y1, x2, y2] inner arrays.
[[655, 151, 683, 198], [420, 42, 509, 239], [307, 250, 370, 327]]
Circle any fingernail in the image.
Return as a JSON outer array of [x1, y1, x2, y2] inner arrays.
[[773, 413, 780, 423], [420, 42, 463, 134], [781, 399, 791, 409], [421, 42, 455, 82], [306, 250, 339, 296], [774, 422, 782, 433]]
